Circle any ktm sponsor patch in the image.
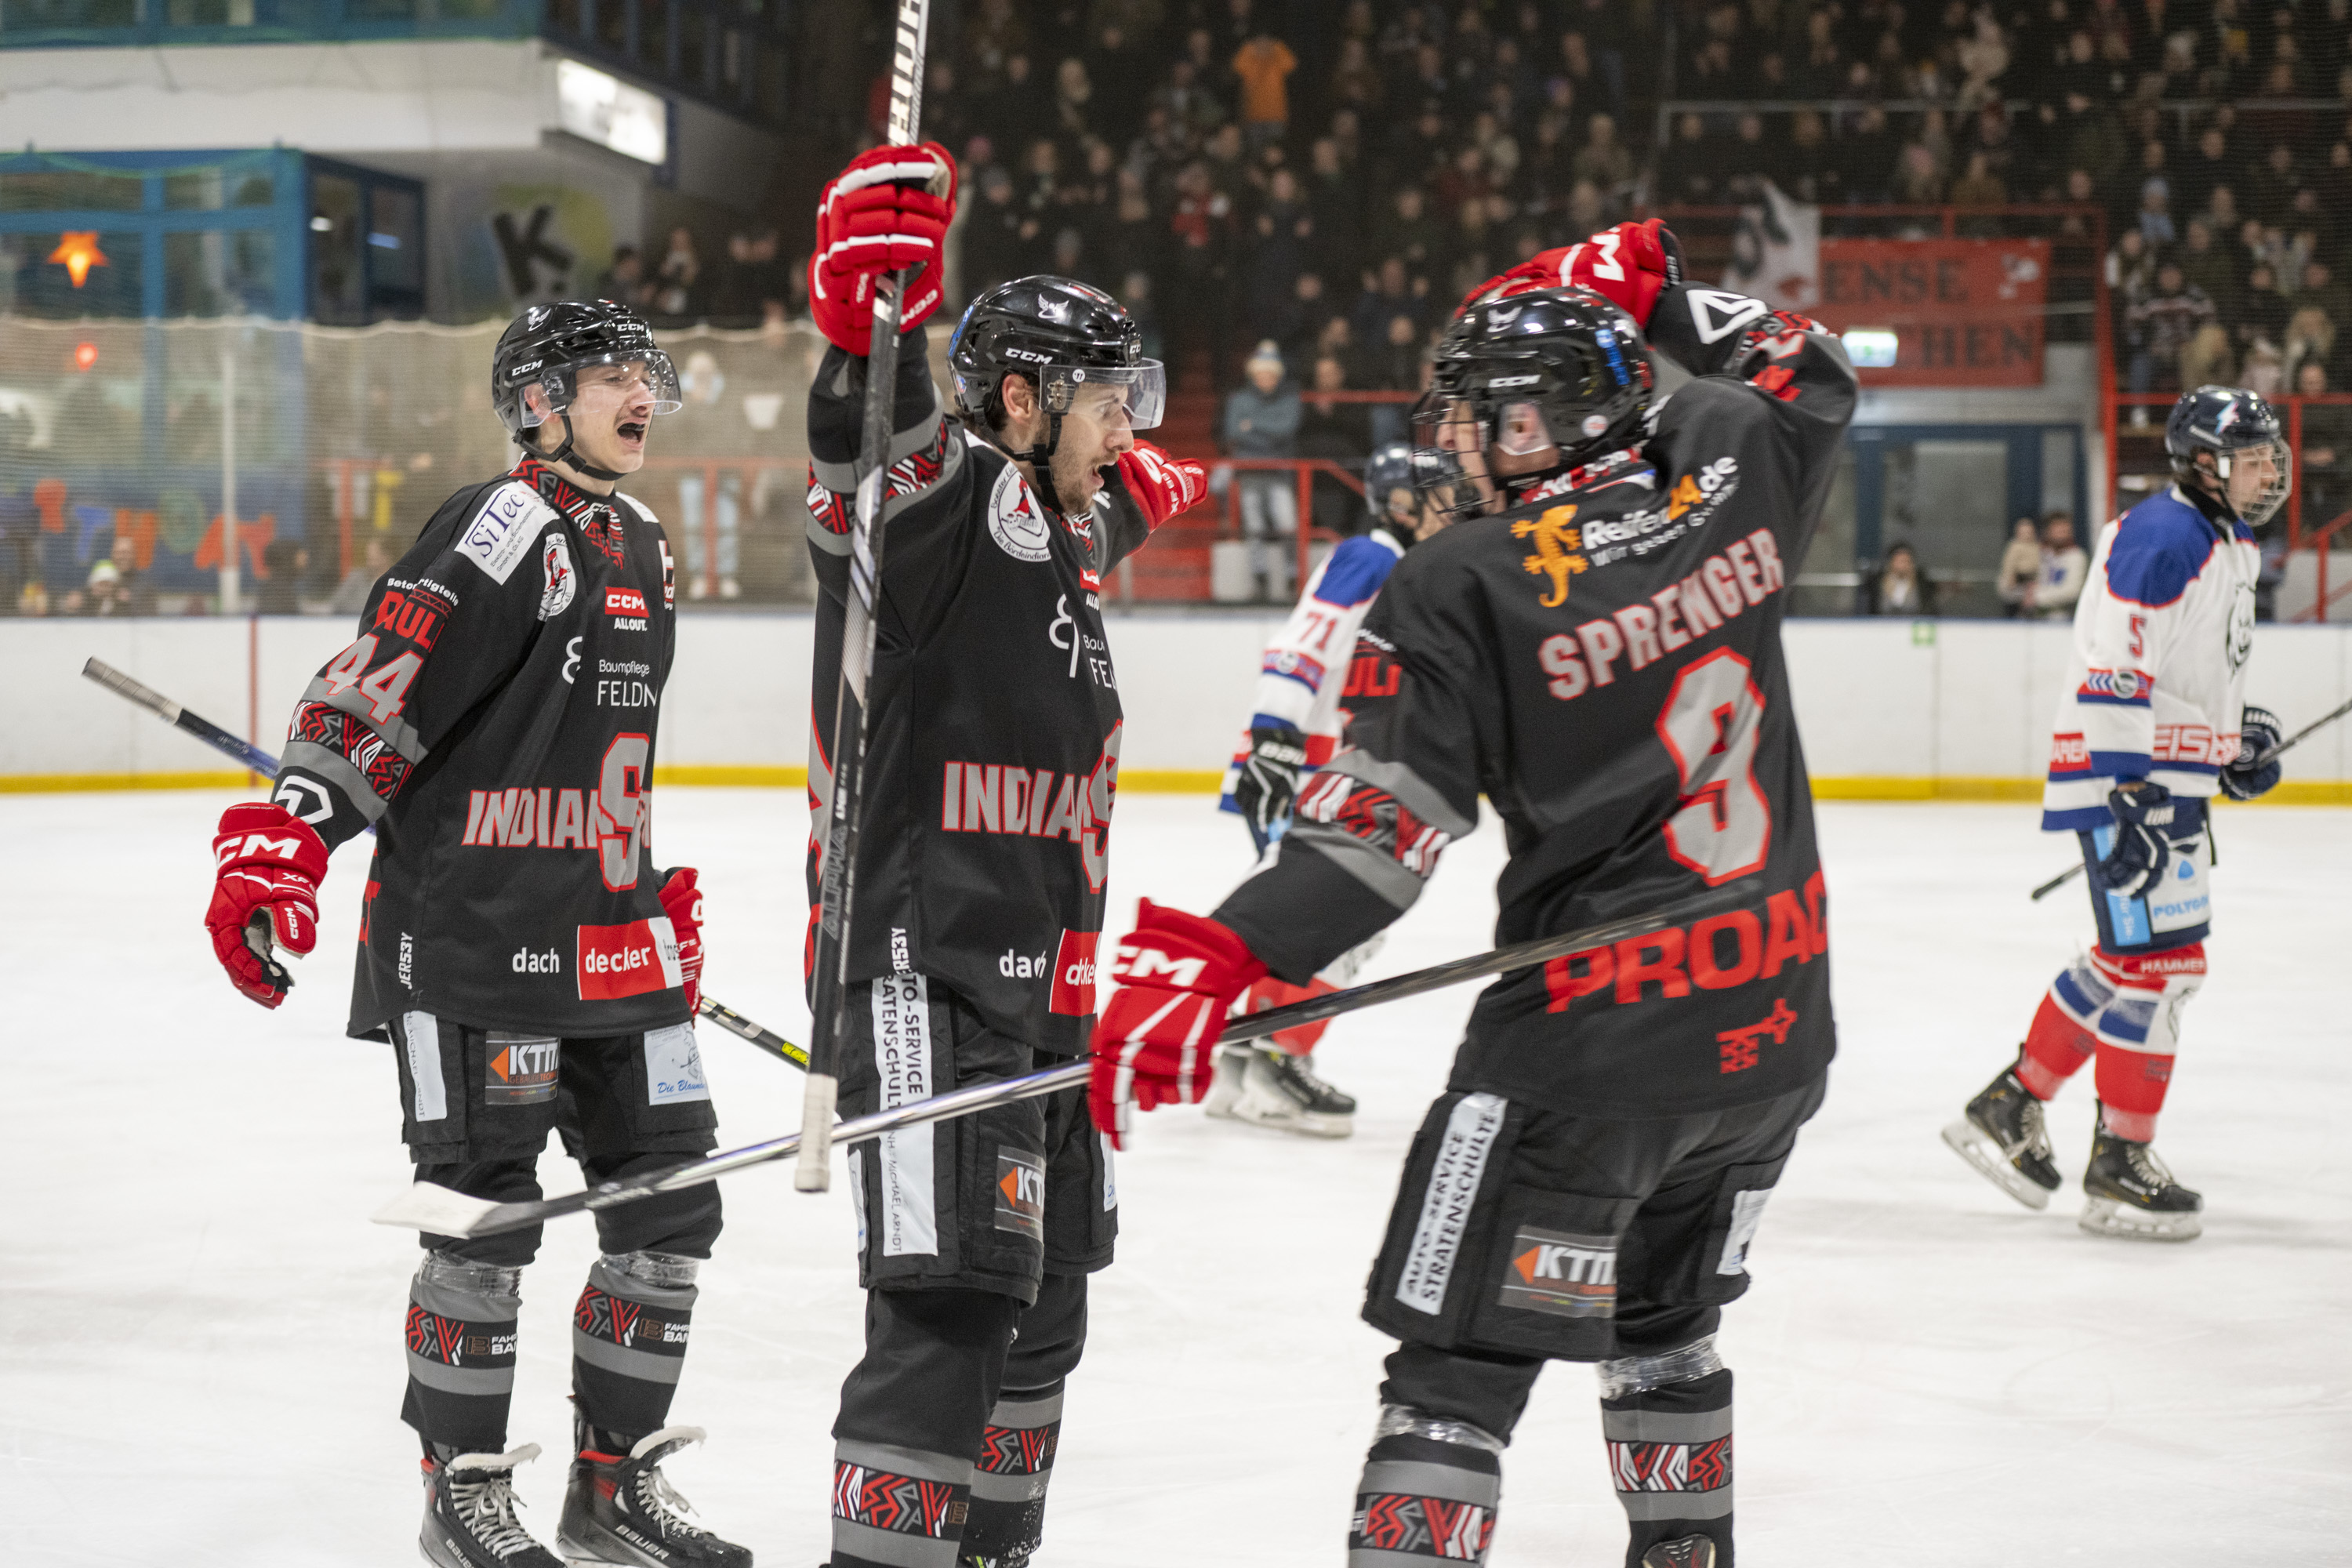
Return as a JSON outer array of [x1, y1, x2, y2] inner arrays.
[[482, 1032, 558, 1105], [994, 1146, 1046, 1240], [1495, 1225, 1618, 1318]]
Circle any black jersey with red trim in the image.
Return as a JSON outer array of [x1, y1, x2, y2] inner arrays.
[[804, 326, 1163, 1057], [271, 456, 688, 1040], [1214, 285, 1858, 1116]]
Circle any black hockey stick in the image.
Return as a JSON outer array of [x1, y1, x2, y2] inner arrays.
[[84, 657, 282, 776], [2027, 693, 2352, 901], [373, 888, 1730, 1239], [798, 0, 935, 1193], [81, 656, 813, 1069]]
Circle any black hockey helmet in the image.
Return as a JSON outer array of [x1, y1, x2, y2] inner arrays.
[[2165, 383, 2292, 525], [492, 299, 681, 480], [1416, 287, 1653, 521], [1361, 441, 1424, 540]]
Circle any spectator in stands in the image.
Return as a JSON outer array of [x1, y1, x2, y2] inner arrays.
[[1223, 340, 1303, 599], [330, 536, 394, 617], [1997, 517, 2045, 617], [1575, 113, 1635, 194], [1951, 150, 2009, 233], [1232, 29, 1297, 151], [593, 246, 644, 307], [2137, 176, 2177, 246], [650, 226, 702, 322], [257, 539, 306, 615], [2127, 261, 2216, 397], [1863, 543, 1939, 615], [963, 165, 1035, 294], [2027, 512, 2089, 619], [2296, 358, 2352, 533], [1298, 353, 1371, 534]]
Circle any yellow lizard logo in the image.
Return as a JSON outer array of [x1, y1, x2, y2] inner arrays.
[[1511, 505, 1589, 608]]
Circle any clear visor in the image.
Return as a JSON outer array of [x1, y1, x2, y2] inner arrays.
[[2218, 437, 2292, 526], [518, 349, 684, 428], [1410, 393, 1489, 523], [1040, 360, 1166, 431]]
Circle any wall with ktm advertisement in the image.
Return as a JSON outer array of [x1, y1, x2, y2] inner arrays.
[[7, 613, 2352, 797], [1809, 240, 2050, 387]]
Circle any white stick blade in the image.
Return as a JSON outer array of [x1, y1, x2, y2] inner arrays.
[[372, 1181, 504, 1236]]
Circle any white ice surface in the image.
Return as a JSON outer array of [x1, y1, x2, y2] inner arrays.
[[3, 790, 2349, 1565]]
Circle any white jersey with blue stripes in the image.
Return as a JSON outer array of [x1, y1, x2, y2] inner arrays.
[[2042, 484, 2260, 831]]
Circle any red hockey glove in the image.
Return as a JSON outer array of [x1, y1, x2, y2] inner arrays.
[[1115, 441, 1209, 531], [1460, 220, 1683, 328], [205, 802, 329, 1009], [658, 866, 706, 1014], [1089, 902, 1267, 1149], [810, 142, 957, 354]]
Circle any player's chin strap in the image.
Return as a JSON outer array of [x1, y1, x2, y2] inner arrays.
[[538, 412, 629, 485], [1004, 412, 1071, 517]]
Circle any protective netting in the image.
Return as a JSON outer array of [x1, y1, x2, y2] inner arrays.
[[0, 316, 937, 615]]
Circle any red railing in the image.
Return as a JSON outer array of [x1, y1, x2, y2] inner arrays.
[[2111, 391, 2352, 622]]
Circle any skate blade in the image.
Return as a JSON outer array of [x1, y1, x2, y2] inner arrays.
[[2078, 1196, 2202, 1242], [1214, 1083, 1354, 1138], [1940, 1120, 2054, 1211]]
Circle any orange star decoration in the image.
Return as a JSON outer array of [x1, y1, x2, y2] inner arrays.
[[49, 232, 109, 288]]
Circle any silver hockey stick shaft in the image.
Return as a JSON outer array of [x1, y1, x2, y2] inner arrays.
[[376, 888, 1727, 1240]]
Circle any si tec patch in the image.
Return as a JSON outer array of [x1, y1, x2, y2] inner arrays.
[[994, 1147, 1046, 1240], [1495, 1225, 1617, 1318]]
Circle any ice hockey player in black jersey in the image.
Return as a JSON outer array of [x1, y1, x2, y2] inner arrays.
[[801, 143, 1207, 1568], [201, 299, 750, 1568], [1088, 222, 1857, 1568]]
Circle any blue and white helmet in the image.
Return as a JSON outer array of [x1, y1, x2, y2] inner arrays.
[[2165, 384, 2291, 525]]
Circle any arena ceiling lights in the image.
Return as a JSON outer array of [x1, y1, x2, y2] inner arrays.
[[557, 59, 668, 166]]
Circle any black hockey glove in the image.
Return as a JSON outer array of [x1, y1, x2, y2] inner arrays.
[[2220, 705, 2284, 800], [1233, 723, 1309, 855], [2094, 782, 2176, 898]]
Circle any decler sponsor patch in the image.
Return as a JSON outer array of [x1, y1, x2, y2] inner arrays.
[[575, 916, 684, 1000]]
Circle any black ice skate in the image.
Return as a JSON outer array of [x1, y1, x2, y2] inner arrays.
[[1641, 1535, 1717, 1568], [557, 1424, 751, 1568], [1940, 1058, 2063, 1210], [2079, 1113, 2203, 1242], [420, 1443, 564, 1568], [1202, 1044, 1356, 1138]]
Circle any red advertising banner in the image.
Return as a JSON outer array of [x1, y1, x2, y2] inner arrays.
[[1809, 239, 2049, 387]]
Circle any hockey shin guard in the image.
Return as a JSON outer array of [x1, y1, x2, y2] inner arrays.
[[2019, 991, 2098, 1099], [572, 1251, 698, 1444], [1348, 1405, 1504, 1564], [402, 1251, 524, 1453], [1599, 1338, 1734, 1568], [959, 1381, 1064, 1568]]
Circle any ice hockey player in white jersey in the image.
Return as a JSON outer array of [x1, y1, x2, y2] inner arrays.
[[1945, 385, 2288, 1241], [1209, 443, 1451, 1138]]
